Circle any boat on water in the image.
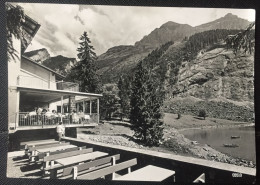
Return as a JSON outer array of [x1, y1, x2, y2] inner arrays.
[[231, 136, 240, 139], [223, 144, 239, 147]]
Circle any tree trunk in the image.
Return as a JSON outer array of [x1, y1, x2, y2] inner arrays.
[[143, 129, 147, 143]]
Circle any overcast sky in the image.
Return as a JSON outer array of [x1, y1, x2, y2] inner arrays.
[[17, 3, 255, 58]]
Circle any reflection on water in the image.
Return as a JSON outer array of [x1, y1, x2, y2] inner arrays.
[[181, 126, 256, 162]]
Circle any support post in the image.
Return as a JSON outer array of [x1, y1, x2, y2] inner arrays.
[[48, 71, 51, 89], [15, 91, 20, 129], [61, 96, 63, 123], [89, 100, 92, 115], [76, 103, 79, 112], [83, 100, 85, 113], [97, 99, 99, 124]]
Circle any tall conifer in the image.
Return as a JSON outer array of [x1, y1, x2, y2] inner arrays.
[[130, 61, 164, 146], [67, 31, 102, 93]]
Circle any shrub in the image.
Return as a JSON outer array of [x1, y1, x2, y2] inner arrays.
[[198, 109, 206, 120]]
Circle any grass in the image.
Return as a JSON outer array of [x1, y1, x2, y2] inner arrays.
[[163, 113, 253, 130]]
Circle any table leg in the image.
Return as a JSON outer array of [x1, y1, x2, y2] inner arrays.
[[31, 156, 35, 162], [50, 170, 57, 179], [173, 175, 175, 182]]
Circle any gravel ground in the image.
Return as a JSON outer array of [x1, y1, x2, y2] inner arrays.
[[7, 155, 42, 178]]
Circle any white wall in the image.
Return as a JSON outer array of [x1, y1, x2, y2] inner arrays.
[[8, 35, 21, 128], [20, 58, 57, 90]]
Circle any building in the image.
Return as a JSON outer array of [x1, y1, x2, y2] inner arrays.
[[7, 5, 102, 148]]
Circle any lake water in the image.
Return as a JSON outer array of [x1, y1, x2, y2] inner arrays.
[[181, 126, 256, 162]]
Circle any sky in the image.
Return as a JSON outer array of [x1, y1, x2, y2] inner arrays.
[[17, 3, 255, 58]]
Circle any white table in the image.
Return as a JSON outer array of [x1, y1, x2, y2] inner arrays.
[[55, 151, 108, 166], [114, 165, 175, 182]]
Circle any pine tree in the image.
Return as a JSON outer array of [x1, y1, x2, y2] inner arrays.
[[118, 75, 131, 119], [66, 31, 102, 93], [77, 32, 97, 61], [130, 61, 164, 146], [99, 84, 120, 120], [225, 22, 255, 54]]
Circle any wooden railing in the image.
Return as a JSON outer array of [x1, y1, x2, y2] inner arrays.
[[17, 112, 99, 128]]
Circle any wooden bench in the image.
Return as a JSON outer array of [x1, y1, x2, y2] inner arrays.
[[60, 154, 121, 179], [44, 151, 108, 178], [43, 148, 93, 170], [28, 141, 68, 152], [77, 158, 137, 180], [29, 142, 72, 162]]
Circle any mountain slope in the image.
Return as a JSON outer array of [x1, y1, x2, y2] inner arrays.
[[135, 22, 195, 49], [195, 13, 251, 31], [137, 39, 254, 122], [24, 48, 77, 76], [96, 13, 251, 83], [42, 55, 77, 76]]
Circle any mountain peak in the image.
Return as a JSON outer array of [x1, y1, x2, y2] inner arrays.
[[224, 13, 238, 19], [160, 21, 181, 27]]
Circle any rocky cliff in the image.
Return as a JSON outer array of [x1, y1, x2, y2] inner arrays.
[[24, 48, 50, 63], [163, 46, 254, 122], [24, 48, 77, 76], [42, 55, 77, 76], [172, 48, 254, 102]]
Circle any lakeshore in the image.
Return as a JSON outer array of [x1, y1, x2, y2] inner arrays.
[[77, 113, 256, 168]]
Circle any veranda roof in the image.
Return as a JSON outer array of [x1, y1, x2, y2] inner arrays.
[[18, 86, 102, 103]]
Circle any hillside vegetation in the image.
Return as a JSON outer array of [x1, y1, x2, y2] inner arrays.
[[121, 28, 254, 122]]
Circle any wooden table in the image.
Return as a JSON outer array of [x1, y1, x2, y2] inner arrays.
[[37, 145, 77, 154], [114, 165, 175, 182], [23, 139, 57, 149], [22, 139, 55, 145], [55, 151, 108, 166]]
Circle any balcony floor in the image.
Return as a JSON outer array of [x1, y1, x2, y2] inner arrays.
[[11, 123, 98, 132]]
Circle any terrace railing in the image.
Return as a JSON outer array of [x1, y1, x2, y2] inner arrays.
[[17, 112, 99, 128], [17, 75, 79, 92], [56, 81, 79, 92]]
